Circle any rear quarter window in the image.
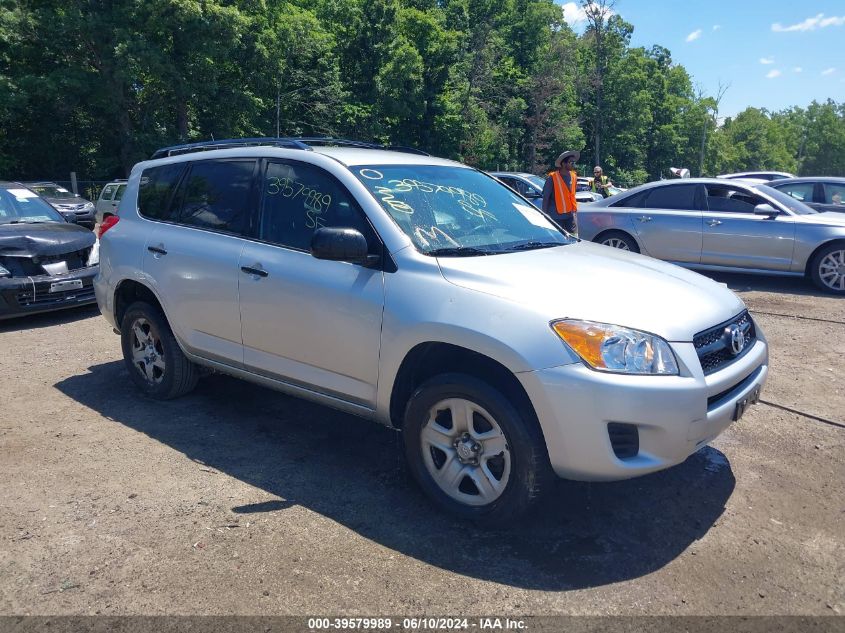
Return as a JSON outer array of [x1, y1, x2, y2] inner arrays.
[[138, 164, 187, 221]]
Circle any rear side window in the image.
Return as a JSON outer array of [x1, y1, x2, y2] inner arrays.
[[115, 184, 127, 201], [139, 164, 187, 220], [645, 184, 699, 210], [176, 160, 256, 235], [259, 160, 374, 251]]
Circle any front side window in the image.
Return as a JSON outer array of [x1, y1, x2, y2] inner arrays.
[[354, 165, 571, 255], [100, 184, 117, 201], [704, 184, 764, 214], [115, 184, 127, 201], [823, 183, 845, 206], [138, 163, 187, 221], [176, 160, 255, 235], [773, 182, 814, 202], [645, 184, 699, 211], [260, 161, 374, 251]]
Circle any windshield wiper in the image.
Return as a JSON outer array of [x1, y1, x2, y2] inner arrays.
[[427, 246, 492, 257], [504, 240, 566, 252]]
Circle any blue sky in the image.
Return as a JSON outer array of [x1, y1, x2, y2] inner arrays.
[[558, 1, 845, 119]]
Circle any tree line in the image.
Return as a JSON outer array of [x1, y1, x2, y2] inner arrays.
[[1, 0, 843, 186]]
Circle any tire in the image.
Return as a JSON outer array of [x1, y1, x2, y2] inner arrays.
[[595, 230, 639, 253], [810, 242, 845, 295], [120, 301, 199, 399], [402, 373, 553, 525]]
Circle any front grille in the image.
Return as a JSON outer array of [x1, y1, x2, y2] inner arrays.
[[16, 284, 95, 307], [0, 247, 92, 276], [608, 423, 639, 459], [694, 310, 756, 375]]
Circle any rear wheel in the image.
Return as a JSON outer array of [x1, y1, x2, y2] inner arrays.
[[403, 373, 552, 525], [810, 242, 845, 295], [120, 301, 199, 399], [595, 230, 639, 252]]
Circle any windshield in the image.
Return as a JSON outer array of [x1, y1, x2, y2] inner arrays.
[[31, 185, 76, 199], [0, 187, 66, 224], [354, 165, 571, 255], [758, 185, 817, 215], [525, 174, 545, 190]]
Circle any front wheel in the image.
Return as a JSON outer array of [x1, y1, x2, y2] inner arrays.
[[810, 242, 845, 295], [402, 374, 552, 525], [120, 301, 199, 399]]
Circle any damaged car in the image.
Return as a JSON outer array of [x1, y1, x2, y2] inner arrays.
[[0, 182, 99, 320]]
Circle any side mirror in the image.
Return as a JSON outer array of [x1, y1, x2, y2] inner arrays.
[[753, 203, 779, 217], [311, 227, 376, 265], [525, 190, 542, 199]]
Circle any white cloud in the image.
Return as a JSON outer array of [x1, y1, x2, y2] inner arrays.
[[686, 29, 703, 42], [772, 13, 845, 32], [712, 25, 721, 31], [560, 2, 614, 27], [821, 67, 837, 75], [760, 57, 774, 65], [766, 69, 782, 79], [793, 67, 803, 73]]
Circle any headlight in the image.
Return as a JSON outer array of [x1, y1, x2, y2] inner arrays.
[[86, 240, 100, 266], [83, 202, 94, 211], [0, 264, 10, 278], [552, 319, 679, 375]]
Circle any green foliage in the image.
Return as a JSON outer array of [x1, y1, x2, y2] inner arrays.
[[0, 0, 841, 182]]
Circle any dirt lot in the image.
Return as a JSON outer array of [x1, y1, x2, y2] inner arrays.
[[0, 272, 842, 618]]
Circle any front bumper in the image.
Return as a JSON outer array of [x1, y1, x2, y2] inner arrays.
[[0, 266, 98, 320], [519, 335, 769, 481]]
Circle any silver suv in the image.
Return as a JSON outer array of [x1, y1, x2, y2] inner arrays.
[[95, 138, 769, 523]]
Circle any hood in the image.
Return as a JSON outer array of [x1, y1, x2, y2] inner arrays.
[[792, 211, 845, 227], [0, 222, 96, 258], [436, 241, 746, 342]]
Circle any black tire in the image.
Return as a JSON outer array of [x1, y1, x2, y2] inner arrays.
[[402, 373, 553, 525], [120, 301, 199, 399], [595, 230, 640, 253], [809, 242, 845, 295]]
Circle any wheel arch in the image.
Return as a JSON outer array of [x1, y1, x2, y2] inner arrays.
[[113, 279, 165, 333], [388, 343, 542, 440], [592, 228, 641, 252], [803, 238, 845, 278]]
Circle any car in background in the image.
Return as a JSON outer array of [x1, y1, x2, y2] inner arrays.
[[576, 191, 603, 204], [24, 181, 96, 228], [0, 182, 99, 319], [577, 178, 845, 295], [95, 179, 127, 224], [766, 177, 845, 214], [488, 171, 545, 207], [717, 171, 794, 184]]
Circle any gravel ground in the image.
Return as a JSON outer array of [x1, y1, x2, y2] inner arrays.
[[0, 271, 842, 617]]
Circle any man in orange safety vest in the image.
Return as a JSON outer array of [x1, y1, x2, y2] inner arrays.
[[541, 149, 579, 233]]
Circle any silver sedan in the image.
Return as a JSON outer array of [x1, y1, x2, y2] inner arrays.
[[577, 178, 845, 294]]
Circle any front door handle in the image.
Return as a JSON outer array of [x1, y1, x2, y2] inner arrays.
[[241, 265, 269, 278], [706, 219, 723, 226], [637, 216, 652, 223]]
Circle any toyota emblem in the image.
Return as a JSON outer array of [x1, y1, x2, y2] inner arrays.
[[726, 324, 746, 355]]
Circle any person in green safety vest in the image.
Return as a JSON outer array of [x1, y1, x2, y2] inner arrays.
[[590, 165, 613, 198]]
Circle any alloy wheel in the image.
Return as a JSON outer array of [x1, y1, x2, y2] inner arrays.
[[129, 317, 166, 384], [818, 248, 845, 292], [602, 237, 630, 250]]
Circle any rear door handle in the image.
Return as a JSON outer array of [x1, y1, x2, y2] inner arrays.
[[637, 216, 652, 223], [706, 219, 722, 226], [241, 265, 269, 278], [147, 245, 167, 256]]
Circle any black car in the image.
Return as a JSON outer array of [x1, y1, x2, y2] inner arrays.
[[0, 182, 98, 319], [24, 181, 96, 228], [766, 177, 845, 214]]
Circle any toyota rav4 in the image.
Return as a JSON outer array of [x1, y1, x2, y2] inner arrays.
[[95, 138, 769, 523]]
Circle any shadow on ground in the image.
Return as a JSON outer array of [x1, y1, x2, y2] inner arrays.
[[700, 271, 824, 297], [0, 303, 100, 332], [56, 362, 736, 591]]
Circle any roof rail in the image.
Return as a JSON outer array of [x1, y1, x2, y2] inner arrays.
[[150, 138, 312, 159], [151, 137, 430, 159]]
